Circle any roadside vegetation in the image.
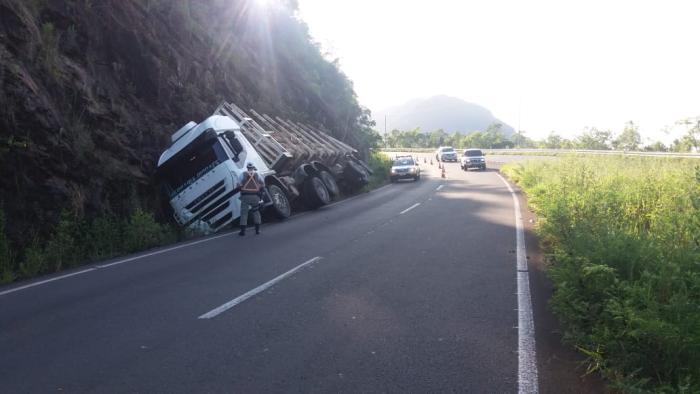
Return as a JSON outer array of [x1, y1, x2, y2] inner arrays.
[[0, 207, 186, 284], [501, 156, 700, 393], [363, 151, 393, 191]]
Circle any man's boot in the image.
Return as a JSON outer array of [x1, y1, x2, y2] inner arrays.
[[238, 225, 246, 236], [255, 224, 260, 235]]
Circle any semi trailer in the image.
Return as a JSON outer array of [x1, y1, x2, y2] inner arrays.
[[156, 101, 372, 233]]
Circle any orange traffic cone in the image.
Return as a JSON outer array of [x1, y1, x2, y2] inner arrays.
[[441, 166, 446, 178]]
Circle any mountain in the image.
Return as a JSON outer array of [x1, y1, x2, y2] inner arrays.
[[373, 95, 514, 135], [0, 0, 374, 244]]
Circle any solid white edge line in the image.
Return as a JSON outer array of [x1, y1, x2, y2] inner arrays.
[[198, 256, 322, 319], [496, 173, 539, 394], [0, 268, 97, 297], [399, 202, 421, 215], [0, 232, 234, 297], [96, 232, 232, 268]]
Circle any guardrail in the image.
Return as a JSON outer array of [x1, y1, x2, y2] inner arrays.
[[378, 148, 700, 159]]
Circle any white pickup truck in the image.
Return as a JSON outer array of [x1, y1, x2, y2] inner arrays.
[[156, 102, 372, 233], [460, 148, 486, 171]]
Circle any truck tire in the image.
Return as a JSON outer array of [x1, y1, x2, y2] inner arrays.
[[303, 176, 331, 208], [318, 170, 340, 199], [344, 160, 370, 184], [267, 184, 291, 219]]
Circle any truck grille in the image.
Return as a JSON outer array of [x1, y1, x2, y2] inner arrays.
[[185, 180, 225, 212], [183, 182, 237, 228]]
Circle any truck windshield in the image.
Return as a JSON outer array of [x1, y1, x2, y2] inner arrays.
[[161, 140, 229, 197], [464, 150, 483, 157]]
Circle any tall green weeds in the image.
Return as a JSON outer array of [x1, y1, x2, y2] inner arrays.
[[363, 151, 393, 190], [0, 208, 183, 284], [502, 156, 700, 393], [0, 210, 14, 283]]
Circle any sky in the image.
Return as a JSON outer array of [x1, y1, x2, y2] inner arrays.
[[296, 0, 700, 143]]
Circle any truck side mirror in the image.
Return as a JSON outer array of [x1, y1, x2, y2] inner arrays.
[[224, 131, 244, 161]]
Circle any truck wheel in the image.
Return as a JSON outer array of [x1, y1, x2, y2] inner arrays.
[[303, 176, 331, 208], [318, 170, 340, 199], [267, 184, 291, 219], [344, 161, 370, 185]]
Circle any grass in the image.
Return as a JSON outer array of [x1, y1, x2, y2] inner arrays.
[[0, 208, 185, 284], [501, 156, 700, 393], [363, 151, 393, 191]]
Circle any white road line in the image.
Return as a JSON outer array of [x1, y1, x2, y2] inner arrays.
[[0, 232, 234, 297], [96, 232, 232, 268], [323, 183, 394, 210], [497, 173, 539, 394], [399, 203, 421, 215], [436, 184, 444, 191], [0, 268, 97, 297], [198, 256, 322, 319]]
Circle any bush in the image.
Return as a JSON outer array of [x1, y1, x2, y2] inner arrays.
[[364, 151, 393, 190], [0, 210, 14, 283], [502, 157, 700, 392], [19, 241, 47, 278], [44, 210, 81, 272], [122, 209, 171, 253], [7, 208, 183, 283]]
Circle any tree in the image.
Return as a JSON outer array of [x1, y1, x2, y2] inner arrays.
[[483, 123, 510, 148], [511, 130, 535, 148], [612, 121, 641, 151], [576, 127, 612, 150], [540, 132, 566, 149], [671, 117, 700, 152], [644, 141, 668, 152], [428, 129, 448, 147]]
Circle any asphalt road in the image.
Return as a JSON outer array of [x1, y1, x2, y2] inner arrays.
[[0, 157, 590, 393]]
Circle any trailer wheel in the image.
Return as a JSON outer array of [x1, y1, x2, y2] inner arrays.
[[303, 176, 331, 208], [344, 160, 370, 184], [318, 170, 340, 199], [267, 184, 291, 219]]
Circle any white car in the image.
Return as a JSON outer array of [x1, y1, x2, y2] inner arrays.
[[390, 156, 421, 182], [435, 146, 458, 162]]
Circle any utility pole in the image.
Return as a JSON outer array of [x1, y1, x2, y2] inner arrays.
[[517, 97, 522, 148], [384, 114, 388, 148]]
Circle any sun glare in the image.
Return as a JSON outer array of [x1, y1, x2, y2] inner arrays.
[[253, 0, 277, 9]]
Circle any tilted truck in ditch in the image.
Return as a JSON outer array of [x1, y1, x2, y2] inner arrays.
[[155, 101, 373, 233]]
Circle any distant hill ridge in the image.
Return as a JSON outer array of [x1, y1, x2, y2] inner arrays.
[[373, 95, 514, 135]]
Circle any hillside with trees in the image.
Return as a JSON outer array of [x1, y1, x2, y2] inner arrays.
[[0, 0, 379, 282]]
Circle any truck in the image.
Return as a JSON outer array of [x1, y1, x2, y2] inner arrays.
[[155, 101, 373, 233]]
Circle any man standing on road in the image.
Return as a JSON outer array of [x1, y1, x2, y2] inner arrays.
[[238, 162, 265, 236]]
